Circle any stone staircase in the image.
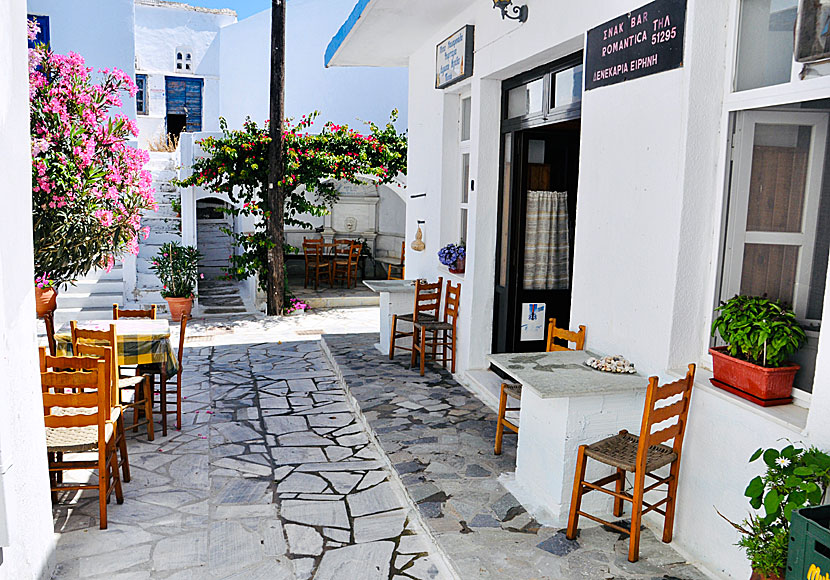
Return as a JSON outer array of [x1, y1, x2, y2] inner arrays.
[[54, 264, 125, 327], [135, 151, 182, 307], [198, 279, 249, 316]]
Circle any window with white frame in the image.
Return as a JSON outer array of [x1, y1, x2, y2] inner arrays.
[[734, 0, 798, 91], [459, 96, 471, 245], [720, 106, 830, 393], [135, 74, 147, 115]]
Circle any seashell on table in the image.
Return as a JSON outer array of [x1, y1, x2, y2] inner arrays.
[[585, 355, 636, 374]]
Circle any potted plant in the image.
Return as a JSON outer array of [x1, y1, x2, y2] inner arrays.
[[285, 297, 308, 316], [438, 243, 466, 274], [710, 295, 806, 406], [29, 21, 156, 301], [150, 242, 202, 321], [720, 444, 830, 580], [171, 197, 182, 218], [34, 273, 57, 317]]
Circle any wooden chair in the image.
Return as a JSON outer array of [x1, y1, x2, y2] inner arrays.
[[303, 239, 331, 290], [387, 241, 405, 280], [70, 321, 154, 442], [566, 364, 696, 563], [494, 318, 586, 455], [142, 314, 189, 436], [412, 281, 460, 376], [407, 279, 444, 373], [113, 304, 157, 319], [42, 310, 57, 356], [331, 240, 358, 288], [389, 278, 443, 361], [40, 353, 123, 529]]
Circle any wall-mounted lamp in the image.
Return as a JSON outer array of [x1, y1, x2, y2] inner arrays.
[[493, 0, 528, 22]]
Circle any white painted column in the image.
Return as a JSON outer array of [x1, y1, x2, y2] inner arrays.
[[0, 2, 58, 576]]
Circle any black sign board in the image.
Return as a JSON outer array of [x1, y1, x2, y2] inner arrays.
[[585, 0, 686, 91]]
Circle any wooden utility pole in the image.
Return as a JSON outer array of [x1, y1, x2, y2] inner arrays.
[[266, 0, 286, 315]]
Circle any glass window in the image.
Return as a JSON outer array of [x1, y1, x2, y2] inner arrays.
[[506, 78, 544, 119], [735, 0, 797, 91], [461, 97, 472, 142], [553, 64, 583, 109], [461, 154, 470, 204], [460, 208, 468, 245], [136, 75, 147, 115]]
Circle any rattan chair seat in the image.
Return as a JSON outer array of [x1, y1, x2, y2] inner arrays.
[[46, 422, 113, 453], [396, 313, 436, 323], [414, 319, 453, 331], [584, 431, 676, 473], [502, 382, 522, 400], [119, 376, 144, 389], [52, 405, 121, 420]]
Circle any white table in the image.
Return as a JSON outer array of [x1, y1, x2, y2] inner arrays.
[[488, 350, 648, 526], [363, 280, 416, 355]]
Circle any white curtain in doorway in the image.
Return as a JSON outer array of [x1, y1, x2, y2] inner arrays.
[[523, 190, 570, 290]]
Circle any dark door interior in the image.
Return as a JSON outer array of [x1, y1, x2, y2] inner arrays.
[[493, 120, 581, 353]]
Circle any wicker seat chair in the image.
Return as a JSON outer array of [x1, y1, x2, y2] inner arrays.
[[40, 352, 124, 529], [411, 280, 460, 376], [494, 318, 586, 455], [303, 238, 331, 290], [113, 304, 157, 320], [566, 364, 696, 563], [137, 314, 189, 436], [387, 241, 405, 280], [389, 278, 443, 360]]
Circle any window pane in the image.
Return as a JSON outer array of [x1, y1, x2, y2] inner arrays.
[[735, 0, 797, 91], [506, 78, 544, 119], [499, 135, 512, 287], [740, 243, 799, 305], [461, 153, 470, 204], [461, 97, 471, 142], [553, 64, 583, 108], [746, 124, 810, 233], [460, 208, 468, 245]]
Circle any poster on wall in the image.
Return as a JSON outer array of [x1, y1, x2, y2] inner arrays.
[[435, 25, 475, 89], [796, 0, 830, 63], [520, 303, 546, 342], [584, 0, 687, 91]]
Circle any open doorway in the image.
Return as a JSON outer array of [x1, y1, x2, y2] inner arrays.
[[493, 55, 583, 354]]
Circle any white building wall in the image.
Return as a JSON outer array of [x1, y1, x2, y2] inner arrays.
[[395, 0, 830, 578], [134, 0, 235, 147], [0, 3, 58, 578], [218, 3, 408, 131], [26, 0, 136, 118]]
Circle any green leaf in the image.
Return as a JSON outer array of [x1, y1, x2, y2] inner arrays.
[[749, 448, 764, 462], [763, 448, 780, 468], [745, 476, 765, 498], [794, 466, 814, 476], [784, 501, 797, 521], [764, 488, 781, 517]]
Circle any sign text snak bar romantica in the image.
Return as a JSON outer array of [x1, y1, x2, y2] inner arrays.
[[585, 0, 686, 91]]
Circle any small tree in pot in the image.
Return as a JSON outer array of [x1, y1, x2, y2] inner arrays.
[[150, 242, 202, 321], [710, 295, 806, 406]]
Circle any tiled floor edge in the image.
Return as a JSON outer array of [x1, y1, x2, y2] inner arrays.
[[319, 335, 463, 580]]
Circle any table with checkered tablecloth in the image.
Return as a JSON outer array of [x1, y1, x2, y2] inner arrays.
[[54, 319, 178, 377]]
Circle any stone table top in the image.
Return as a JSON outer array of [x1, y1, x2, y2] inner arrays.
[[362, 280, 416, 294], [487, 350, 648, 399]]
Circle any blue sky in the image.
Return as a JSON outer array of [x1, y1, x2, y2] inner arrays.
[[192, 0, 334, 21]]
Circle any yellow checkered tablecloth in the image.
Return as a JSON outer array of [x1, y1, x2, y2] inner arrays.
[[55, 319, 178, 377]]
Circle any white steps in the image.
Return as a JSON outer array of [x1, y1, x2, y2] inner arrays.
[[54, 265, 125, 326]]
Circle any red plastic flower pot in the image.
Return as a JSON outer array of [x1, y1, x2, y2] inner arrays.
[[709, 346, 799, 407]]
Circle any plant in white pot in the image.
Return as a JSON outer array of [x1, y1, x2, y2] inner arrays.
[[710, 295, 806, 406], [150, 242, 202, 321]]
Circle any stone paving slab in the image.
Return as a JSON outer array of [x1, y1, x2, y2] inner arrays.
[[50, 328, 452, 579], [322, 332, 713, 580]]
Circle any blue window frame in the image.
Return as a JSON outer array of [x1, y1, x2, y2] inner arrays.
[[136, 74, 148, 115], [27, 14, 50, 49]]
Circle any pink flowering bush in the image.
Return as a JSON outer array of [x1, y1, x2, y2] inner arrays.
[[29, 19, 156, 285]]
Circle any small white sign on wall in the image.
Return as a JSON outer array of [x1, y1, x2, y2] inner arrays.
[[520, 302, 546, 342]]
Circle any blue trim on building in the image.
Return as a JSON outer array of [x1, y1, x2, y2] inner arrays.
[[27, 14, 50, 49], [324, 0, 372, 68]]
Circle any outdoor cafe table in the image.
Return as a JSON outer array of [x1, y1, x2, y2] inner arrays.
[[363, 279, 416, 355], [487, 349, 648, 526], [54, 318, 178, 377]]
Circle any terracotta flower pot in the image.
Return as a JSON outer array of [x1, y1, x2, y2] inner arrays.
[[449, 256, 466, 274], [709, 346, 799, 407], [165, 297, 193, 322], [750, 569, 784, 580], [35, 287, 57, 317]]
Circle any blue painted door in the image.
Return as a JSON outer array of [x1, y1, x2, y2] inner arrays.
[[165, 77, 203, 132]]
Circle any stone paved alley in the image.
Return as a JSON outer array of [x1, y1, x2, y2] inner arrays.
[[50, 308, 711, 579]]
